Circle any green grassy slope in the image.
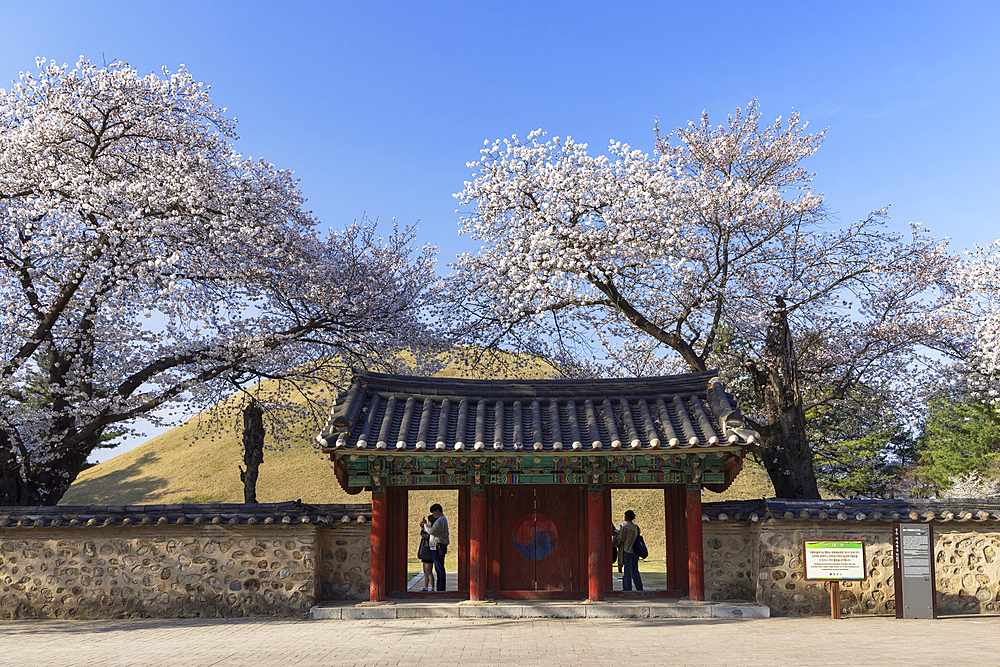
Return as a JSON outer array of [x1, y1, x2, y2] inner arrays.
[[62, 355, 561, 506]]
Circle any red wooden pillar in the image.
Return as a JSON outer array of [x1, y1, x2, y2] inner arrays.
[[385, 487, 407, 595], [393, 487, 404, 593], [686, 484, 705, 601], [458, 486, 470, 593], [370, 488, 387, 602], [587, 485, 604, 600], [603, 486, 613, 593], [487, 486, 500, 593], [469, 485, 487, 600], [664, 485, 688, 594]]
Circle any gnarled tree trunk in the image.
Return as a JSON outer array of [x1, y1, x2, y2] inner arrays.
[[240, 402, 265, 504], [747, 296, 821, 499]]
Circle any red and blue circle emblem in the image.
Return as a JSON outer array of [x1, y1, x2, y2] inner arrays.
[[512, 513, 559, 561]]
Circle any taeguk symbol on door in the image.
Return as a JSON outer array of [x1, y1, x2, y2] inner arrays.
[[513, 513, 559, 560]]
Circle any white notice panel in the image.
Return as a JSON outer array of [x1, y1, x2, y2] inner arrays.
[[802, 541, 866, 580], [901, 528, 932, 577]]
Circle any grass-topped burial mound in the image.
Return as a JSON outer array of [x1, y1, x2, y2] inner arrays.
[[62, 356, 773, 510]]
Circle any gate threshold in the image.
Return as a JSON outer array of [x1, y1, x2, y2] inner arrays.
[[310, 599, 769, 620]]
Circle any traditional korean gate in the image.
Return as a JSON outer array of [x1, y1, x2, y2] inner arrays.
[[322, 370, 758, 603], [492, 485, 584, 596]]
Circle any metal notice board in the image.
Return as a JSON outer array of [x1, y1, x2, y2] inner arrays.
[[893, 523, 937, 619]]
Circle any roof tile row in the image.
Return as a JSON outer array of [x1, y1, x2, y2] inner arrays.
[[319, 370, 758, 454], [0, 501, 370, 529], [702, 498, 1000, 524]]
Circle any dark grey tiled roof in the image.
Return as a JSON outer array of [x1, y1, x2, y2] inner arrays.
[[702, 498, 1000, 523], [318, 370, 758, 454], [0, 501, 370, 529]]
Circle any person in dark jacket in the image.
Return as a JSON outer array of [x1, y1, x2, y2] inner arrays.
[[417, 515, 435, 591]]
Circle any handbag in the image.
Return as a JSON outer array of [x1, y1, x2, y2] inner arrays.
[[417, 534, 433, 562], [632, 530, 648, 559]]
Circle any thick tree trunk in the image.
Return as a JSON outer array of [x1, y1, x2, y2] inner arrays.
[[31, 435, 99, 506], [240, 402, 265, 504], [755, 413, 820, 499], [0, 430, 29, 506], [747, 296, 821, 500], [0, 428, 99, 506]]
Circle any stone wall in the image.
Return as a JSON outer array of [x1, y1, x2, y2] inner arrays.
[[0, 526, 317, 619], [703, 522, 896, 617], [935, 526, 1000, 614], [7, 499, 1000, 618], [702, 498, 1000, 617], [317, 525, 371, 601], [702, 523, 756, 602], [0, 503, 369, 620]]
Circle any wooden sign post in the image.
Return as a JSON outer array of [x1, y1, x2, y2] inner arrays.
[[803, 540, 866, 619]]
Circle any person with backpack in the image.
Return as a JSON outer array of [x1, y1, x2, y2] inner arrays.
[[613, 509, 644, 591]]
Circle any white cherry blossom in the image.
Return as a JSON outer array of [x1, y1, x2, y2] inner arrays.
[[954, 241, 1000, 379], [0, 59, 443, 504], [451, 101, 952, 498]]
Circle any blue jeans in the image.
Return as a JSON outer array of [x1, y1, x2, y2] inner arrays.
[[622, 551, 643, 591], [432, 546, 446, 591]]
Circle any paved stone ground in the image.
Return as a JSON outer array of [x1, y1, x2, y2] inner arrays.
[[1, 615, 998, 666]]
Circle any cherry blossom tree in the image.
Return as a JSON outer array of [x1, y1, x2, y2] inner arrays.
[[451, 101, 952, 498], [0, 59, 443, 505], [953, 241, 1000, 388], [944, 472, 1000, 499], [912, 248, 1000, 499]]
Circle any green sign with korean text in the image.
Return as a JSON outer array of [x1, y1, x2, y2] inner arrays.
[[802, 540, 866, 580]]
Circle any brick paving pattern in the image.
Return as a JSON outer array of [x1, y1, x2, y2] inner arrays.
[[1, 615, 997, 666]]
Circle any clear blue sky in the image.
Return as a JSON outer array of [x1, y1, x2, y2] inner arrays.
[[4, 1, 998, 460]]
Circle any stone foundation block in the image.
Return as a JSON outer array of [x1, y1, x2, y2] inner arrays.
[[711, 603, 770, 618], [341, 605, 398, 619], [649, 604, 712, 618], [585, 604, 649, 618]]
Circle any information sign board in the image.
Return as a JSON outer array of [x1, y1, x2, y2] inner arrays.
[[893, 523, 937, 619], [802, 541, 866, 581]]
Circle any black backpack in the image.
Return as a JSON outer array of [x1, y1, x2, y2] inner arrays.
[[633, 529, 648, 559]]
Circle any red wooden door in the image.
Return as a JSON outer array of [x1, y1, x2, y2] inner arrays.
[[497, 485, 580, 593], [498, 487, 536, 591]]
